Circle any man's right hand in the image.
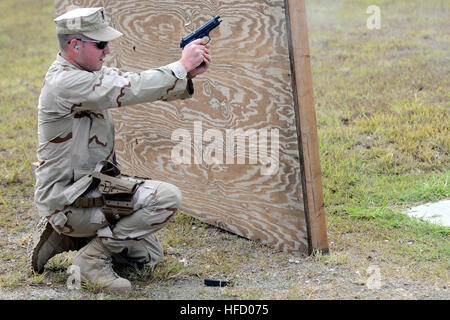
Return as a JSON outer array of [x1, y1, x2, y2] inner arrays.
[[179, 39, 210, 74]]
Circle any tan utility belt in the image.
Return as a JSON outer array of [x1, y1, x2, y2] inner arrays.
[[72, 196, 104, 208], [72, 161, 144, 224]]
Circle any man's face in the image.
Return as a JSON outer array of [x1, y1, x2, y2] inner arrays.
[[75, 38, 110, 72]]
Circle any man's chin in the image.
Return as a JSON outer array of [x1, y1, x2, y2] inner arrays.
[[84, 64, 103, 72], [96, 60, 105, 71]]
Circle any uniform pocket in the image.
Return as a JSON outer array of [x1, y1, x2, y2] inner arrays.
[[132, 181, 161, 211], [88, 115, 110, 149]]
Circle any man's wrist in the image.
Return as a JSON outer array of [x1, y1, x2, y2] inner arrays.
[[187, 72, 196, 80]]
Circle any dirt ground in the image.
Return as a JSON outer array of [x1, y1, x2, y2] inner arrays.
[[0, 213, 448, 300]]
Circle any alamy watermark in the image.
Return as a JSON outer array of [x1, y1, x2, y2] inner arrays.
[[171, 121, 280, 175], [66, 265, 81, 290], [366, 5, 381, 30]]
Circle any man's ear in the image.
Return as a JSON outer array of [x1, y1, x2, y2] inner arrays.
[[68, 39, 79, 51]]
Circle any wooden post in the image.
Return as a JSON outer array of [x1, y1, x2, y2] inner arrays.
[[285, 0, 329, 254]]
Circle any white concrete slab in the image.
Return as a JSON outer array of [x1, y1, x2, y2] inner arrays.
[[404, 200, 450, 227]]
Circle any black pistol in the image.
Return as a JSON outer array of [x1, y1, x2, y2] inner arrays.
[[180, 15, 222, 49]]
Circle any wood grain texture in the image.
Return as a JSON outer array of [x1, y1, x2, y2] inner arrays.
[[53, 0, 326, 253]]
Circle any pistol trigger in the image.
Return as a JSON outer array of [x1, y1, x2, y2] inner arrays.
[[204, 35, 211, 46]]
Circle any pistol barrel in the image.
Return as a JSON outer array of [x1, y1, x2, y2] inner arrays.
[[180, 15, 222, 48]]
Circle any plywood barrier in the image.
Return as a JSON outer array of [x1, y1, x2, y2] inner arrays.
[[54, 0, 328, 254]]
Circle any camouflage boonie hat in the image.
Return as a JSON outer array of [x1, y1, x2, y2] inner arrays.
[[54, 7, 122, 41]]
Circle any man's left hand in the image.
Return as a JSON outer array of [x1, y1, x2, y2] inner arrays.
[[188, 43, 211, 77]]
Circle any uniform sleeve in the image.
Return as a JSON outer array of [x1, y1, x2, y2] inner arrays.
[[56, 61, 194, 112]]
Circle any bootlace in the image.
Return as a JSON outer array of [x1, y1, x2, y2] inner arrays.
[[101, 257, 121, 279]]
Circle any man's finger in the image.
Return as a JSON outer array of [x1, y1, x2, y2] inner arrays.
[[192, 38, 205, 45], [203, 53, 211, 63]]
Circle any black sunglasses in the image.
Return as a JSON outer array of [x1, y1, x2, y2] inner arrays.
[[68, 38, 109, 50]]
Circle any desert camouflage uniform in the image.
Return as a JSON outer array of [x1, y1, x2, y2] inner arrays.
[[34, 53, 192, 265]]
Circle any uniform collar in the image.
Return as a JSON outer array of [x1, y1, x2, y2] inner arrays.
[[56, 53, 102, 74], [56, 53, 80, 70]]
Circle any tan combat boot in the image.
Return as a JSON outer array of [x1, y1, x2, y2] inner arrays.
[[72, 237, 131, 291], [29, 217, 88, 274]]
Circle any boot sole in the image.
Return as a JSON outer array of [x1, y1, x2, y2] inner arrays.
[[28, 217, 54, 274]]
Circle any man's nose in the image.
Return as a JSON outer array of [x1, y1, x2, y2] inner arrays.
[[103, 45, 111, 54]]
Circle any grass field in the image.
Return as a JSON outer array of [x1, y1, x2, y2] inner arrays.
[[0, 0, 448, 299]]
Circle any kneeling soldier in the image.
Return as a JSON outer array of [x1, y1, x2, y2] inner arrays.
[[30, 7, 211, 291]]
